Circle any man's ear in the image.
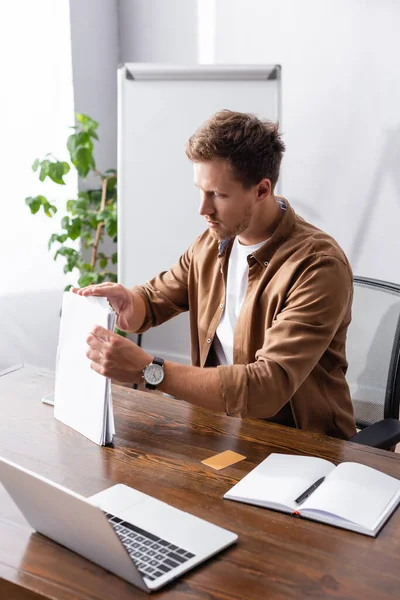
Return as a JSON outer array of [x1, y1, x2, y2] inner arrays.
[[256, 178, 271, 201]]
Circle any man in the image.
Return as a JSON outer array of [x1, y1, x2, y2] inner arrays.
[[74, 110, 356, 439]]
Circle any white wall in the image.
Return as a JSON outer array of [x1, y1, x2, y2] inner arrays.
[[118, 0, 198, 63], [214, 0, 400, 283], [0, 0, 76, 370], [69, 0, 120, 277], [69, 0, 119, 175]]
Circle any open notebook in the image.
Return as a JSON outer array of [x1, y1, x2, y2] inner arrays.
[[224, 453, 400, 537], [54, 291, 116, 445]]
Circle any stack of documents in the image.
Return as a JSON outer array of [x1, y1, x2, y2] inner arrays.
[[54, 291, 116, 445]]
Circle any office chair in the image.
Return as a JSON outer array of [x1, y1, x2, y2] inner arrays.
[[346, 277, 400, 450]]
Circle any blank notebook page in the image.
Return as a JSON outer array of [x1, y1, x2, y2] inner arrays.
[[301, 462, 400, 530]]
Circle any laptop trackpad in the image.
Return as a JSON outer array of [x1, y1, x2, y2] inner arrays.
[[87, 484, 148, 513]]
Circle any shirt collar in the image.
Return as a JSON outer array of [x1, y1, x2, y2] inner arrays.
[[218, 197, 295, 266]]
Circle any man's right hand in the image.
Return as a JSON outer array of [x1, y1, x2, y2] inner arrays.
[[72, 283, 139, 331]]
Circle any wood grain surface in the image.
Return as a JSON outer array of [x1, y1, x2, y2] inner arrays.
[[1, 366, 400, 600]]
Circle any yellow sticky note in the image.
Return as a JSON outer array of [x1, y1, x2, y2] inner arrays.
[[201, 450, 246, 471]]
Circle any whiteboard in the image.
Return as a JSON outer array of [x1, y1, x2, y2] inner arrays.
[[118, 64, 281, 364]]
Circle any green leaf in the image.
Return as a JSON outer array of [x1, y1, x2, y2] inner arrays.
[[80, 262, 93, 272], [106, 176, 117, 192], [48, 162, 66, 185], [54, 246, 78, 260], [25, 196, 41, 214], [66, 199, 77, 214], [68, 217, 82, 241], [39, 159, 50, 182], [87, 189, 102, 205], [62, 161, 70, 174], [76, 131, 93, 149], [78, 273, 97, 288], [32, 159, 40, 172], [99, 257, 107, 269], [107, 221, 117, 237], [76, 113, 99, 132], [64, 284, 73, 291], [67, 133, 78, 155], [76, 196, 90, 212], [75, 147, 92, 178], [43, 202, 57, 217], [48, 233, 58, 249], [105, 213, 117, 237], [61, 216, 70, 230], [111, 252, 117, 264], [88, 130, 99, 140]]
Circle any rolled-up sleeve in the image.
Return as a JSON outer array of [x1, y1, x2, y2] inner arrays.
[[217, 254, 353, 418], [132, 244, 193, 333]]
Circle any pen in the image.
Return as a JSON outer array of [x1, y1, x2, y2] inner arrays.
[[294, 476, 325, 505]]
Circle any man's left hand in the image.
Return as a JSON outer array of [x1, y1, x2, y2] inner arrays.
[[86, 325, 152, 383]]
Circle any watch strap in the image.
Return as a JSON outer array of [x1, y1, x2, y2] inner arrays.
[[145, 382, 156, 390]]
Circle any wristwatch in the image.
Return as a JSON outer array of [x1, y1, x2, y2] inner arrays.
[[142, 357, 165, 390]]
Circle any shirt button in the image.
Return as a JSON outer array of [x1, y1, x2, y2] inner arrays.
[[264, 261, 269, 266], [207, 338, 212, 344], [220, 303, 223, 308]]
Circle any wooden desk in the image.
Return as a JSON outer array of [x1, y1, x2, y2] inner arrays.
[[1, 366, 400, 600]]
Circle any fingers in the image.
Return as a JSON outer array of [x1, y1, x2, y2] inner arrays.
[[86, 333, 103, 350], [86, 347, 102, 362], [73, 283, 115, 297], [72, 283, 126, 299], [86, 326, 110, 347], [89, 360, 104, 377], [91, 325, 110, 341]]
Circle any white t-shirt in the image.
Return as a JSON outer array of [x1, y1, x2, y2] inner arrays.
[[214, 236, 268, 365]]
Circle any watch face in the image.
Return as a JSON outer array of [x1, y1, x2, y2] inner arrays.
[[144, 363, 164, 385]]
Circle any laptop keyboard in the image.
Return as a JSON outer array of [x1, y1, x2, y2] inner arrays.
[[105, 512, 195, 582]]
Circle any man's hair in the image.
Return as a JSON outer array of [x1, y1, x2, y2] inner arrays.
[[185, 110, 285, 190]]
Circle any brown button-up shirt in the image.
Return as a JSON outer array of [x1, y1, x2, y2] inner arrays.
[[133, 198, 356, 439]]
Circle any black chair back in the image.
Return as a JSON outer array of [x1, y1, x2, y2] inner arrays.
[[346, 277, 400, 429]]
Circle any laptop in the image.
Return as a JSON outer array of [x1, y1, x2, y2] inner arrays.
[[0, 456, 237, 592]]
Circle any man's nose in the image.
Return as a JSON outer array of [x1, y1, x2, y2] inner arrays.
[[198, 193, 215, 216]]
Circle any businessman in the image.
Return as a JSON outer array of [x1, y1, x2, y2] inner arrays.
[[74, 110, 356, 439]]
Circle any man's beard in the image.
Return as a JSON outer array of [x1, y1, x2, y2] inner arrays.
[[210, 202, 253, 241]]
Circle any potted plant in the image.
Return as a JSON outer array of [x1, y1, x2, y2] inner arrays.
[[25, 113, 118, 292]]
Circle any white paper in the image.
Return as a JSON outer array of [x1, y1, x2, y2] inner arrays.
[[301, 461, 400, 531], [224, 454, 335, 511], [54, 292, 116, 445]]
